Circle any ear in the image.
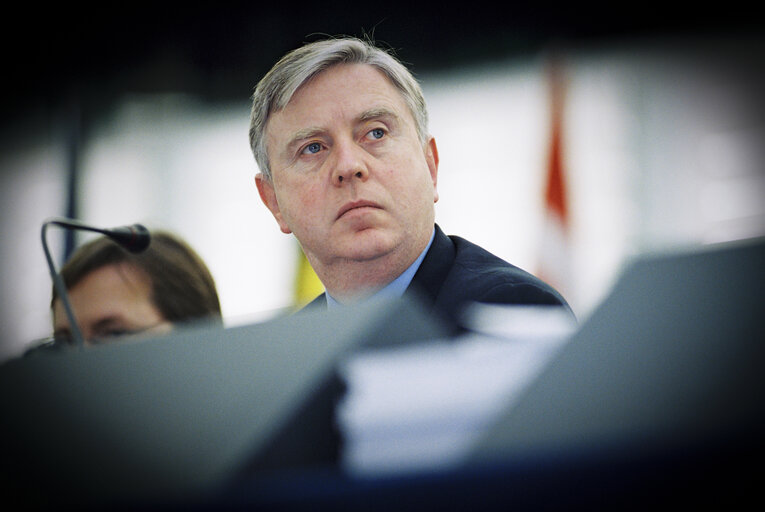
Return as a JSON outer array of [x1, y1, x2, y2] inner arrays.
[[255, 173, 292, 234], [425, 136, 440, 203]]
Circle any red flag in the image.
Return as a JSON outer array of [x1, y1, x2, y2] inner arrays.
[[538, 56, 573, 304]]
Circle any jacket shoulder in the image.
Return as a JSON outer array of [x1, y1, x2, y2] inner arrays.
[[445, 235, 570, 309]]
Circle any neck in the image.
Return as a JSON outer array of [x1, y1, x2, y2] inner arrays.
[[310, 231, 432, 304]]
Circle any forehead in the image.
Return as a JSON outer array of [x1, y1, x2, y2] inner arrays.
[[53, 263, 154, 325], [267, 64, 413, 135], [76, 262, 151, 296]]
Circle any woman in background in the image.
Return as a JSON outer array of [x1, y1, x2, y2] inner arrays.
[[43, 230, 221, 348]]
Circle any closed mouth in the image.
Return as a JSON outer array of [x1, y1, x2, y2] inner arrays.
[[337, 200, 381, 219]]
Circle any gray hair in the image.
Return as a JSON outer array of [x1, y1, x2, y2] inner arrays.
[[249, 36, 429, 181]]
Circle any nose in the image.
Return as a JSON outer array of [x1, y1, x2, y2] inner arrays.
[[330, 140, 369, 186]]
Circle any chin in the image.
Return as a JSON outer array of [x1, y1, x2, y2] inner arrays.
[[341, 229, 399, 261]]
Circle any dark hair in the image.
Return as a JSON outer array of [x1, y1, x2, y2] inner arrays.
[[52, 230, 222, 324]]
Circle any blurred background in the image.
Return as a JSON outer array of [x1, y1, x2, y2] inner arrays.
[[1, 2, 763, 362]]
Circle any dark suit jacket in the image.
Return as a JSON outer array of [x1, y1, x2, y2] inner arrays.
[[304, 225, 573, 332]]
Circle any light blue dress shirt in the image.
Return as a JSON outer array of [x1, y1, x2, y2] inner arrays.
[[326, 228, 436, 308]]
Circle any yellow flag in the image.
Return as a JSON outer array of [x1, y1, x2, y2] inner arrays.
[[293, 246, 323, 307]]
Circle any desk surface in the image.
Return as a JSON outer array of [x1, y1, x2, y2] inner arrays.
[[198, 428, 761, 510]]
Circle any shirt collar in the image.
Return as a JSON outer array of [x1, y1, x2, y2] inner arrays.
[[326, 227, 435, 308]]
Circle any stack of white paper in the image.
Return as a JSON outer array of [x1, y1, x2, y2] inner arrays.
[[336, 304, 576, 477]]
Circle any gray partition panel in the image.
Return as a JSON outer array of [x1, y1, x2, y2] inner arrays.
[[0, 294, 448, 507], [469, 237, 765, 465]]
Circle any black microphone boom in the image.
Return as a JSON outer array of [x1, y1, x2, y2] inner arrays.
[[102, 224, 151, 253], [41, 217, 152, 348], [45, 218, 151, 253]]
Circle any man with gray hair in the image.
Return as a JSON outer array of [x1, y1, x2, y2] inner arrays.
[[249, 36, 571, 329]]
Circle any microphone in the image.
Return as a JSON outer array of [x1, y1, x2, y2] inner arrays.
[[41, 217, 152, 348], [45, 218, 151, 253]]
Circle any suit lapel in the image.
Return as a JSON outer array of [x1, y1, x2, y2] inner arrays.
[[405, 224, 456, 309]]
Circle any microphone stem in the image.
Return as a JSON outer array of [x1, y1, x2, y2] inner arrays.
[[47, 217, 106, 237], [41, 222, 86, 349]]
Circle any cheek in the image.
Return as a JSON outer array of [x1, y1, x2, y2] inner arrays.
[[276, 178, 325, 223], [52, 302, 67, 330], [386, 154, 435, 199]]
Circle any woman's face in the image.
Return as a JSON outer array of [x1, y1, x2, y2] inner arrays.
[[52, 262, 172, 346]]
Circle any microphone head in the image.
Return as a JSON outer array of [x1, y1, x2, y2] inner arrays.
[[106, 224, 151, 253]]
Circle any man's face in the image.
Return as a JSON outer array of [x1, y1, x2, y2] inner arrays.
[[257, 63, 439, 274], [53, 263, 172, 346]]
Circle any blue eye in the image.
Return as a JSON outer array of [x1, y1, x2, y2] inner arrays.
[[303, 142, 322, 154], [369, 128, 385, 140]]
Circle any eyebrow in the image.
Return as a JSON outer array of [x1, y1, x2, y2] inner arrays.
[[285, 127, 325, 154], [284, 107, 401, 154], [357, 107, 400, 124]]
